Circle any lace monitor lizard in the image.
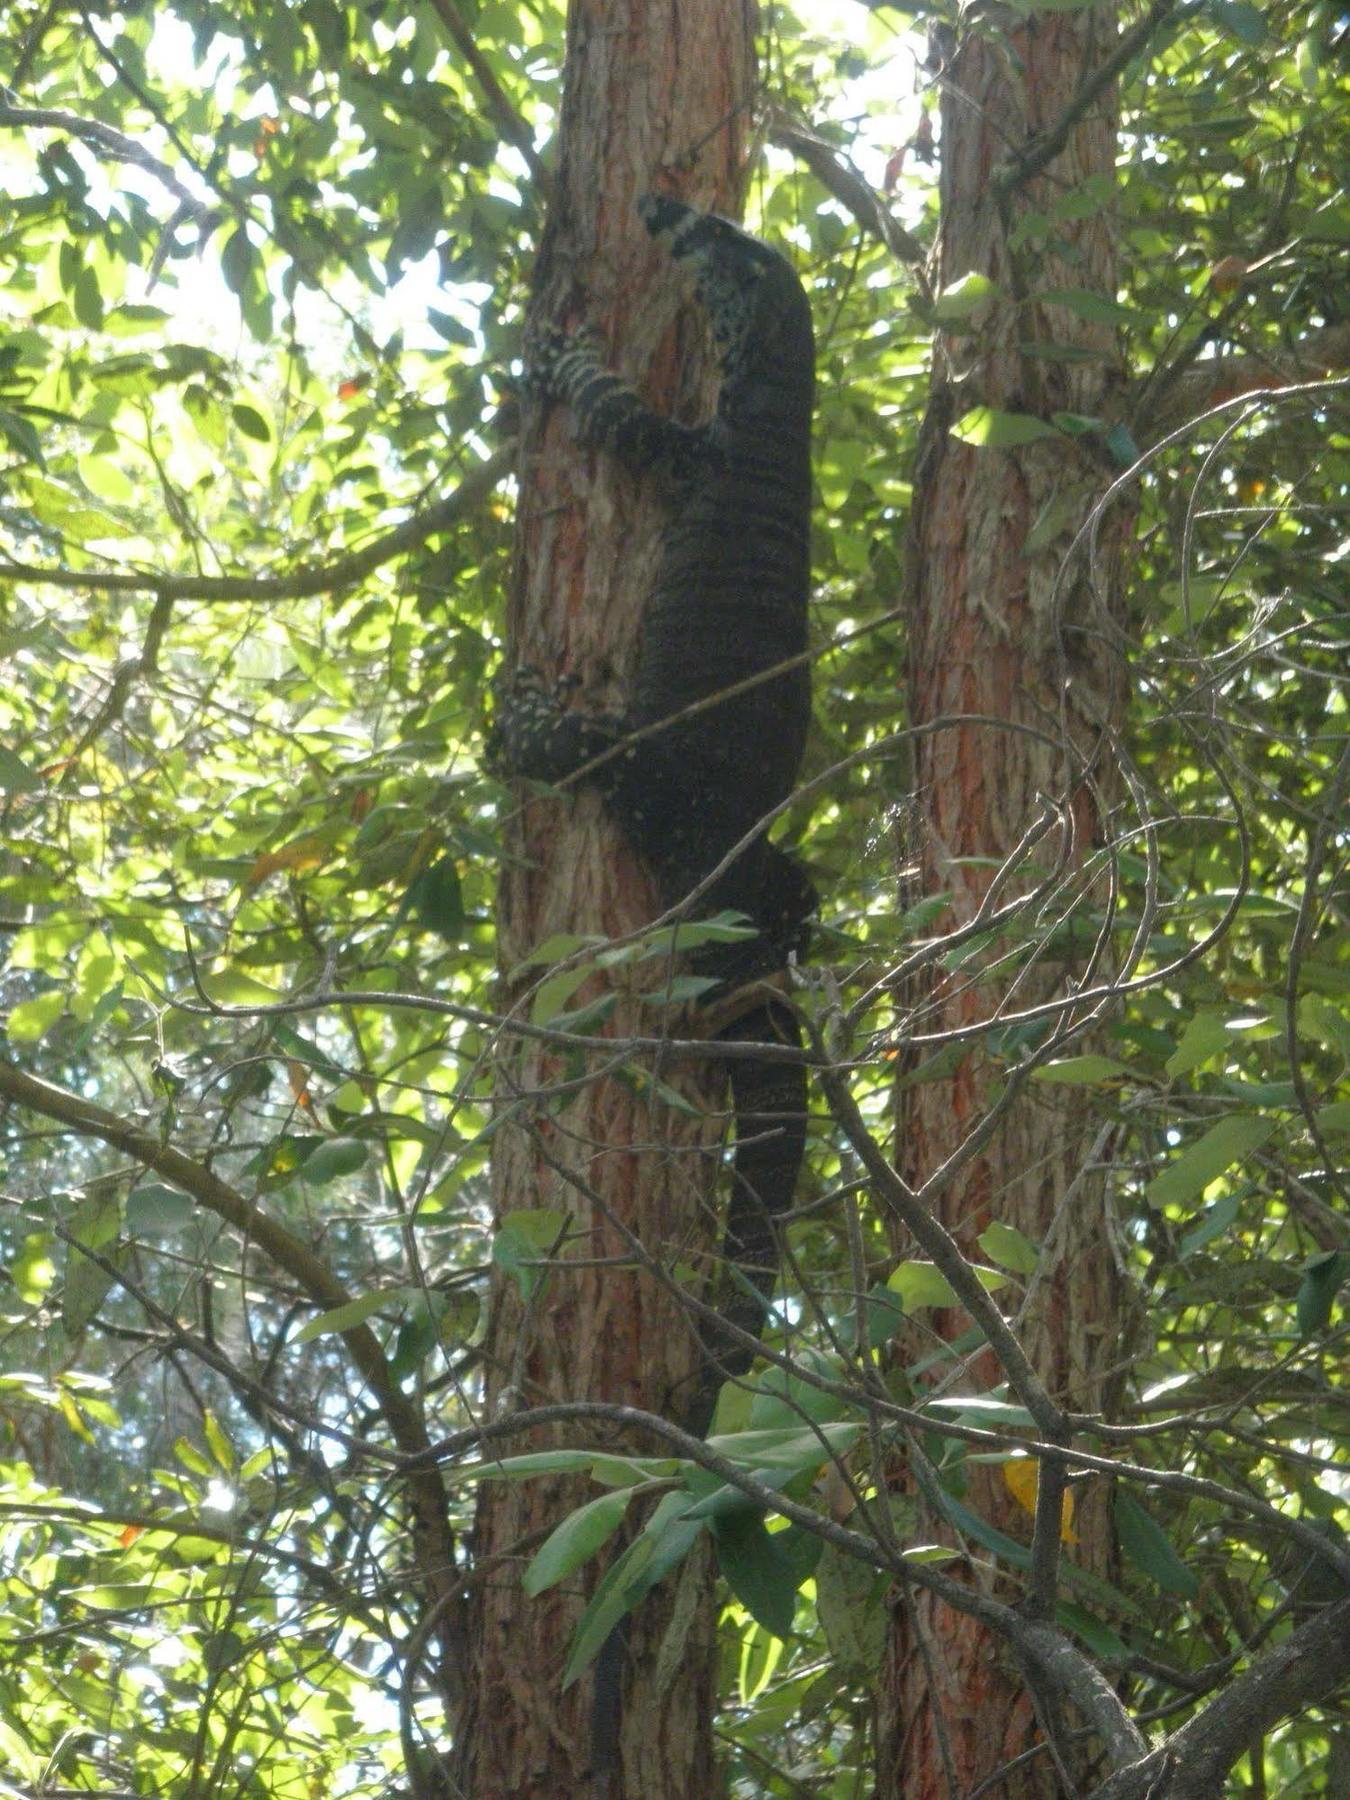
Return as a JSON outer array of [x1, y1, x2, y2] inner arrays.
[[491, 193, 815, 1434]]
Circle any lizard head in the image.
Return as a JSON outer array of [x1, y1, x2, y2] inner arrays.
[[638, 193, 814, 406]]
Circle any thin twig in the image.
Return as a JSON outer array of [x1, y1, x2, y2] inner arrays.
[[425, 0, 552, 196]]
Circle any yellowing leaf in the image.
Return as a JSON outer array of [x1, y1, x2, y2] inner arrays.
[[246, 836, 331, 887], [1002, 1460, 1078, 1544], [286, 1060, 315, 1111]]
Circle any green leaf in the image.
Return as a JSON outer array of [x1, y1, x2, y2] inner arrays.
[[201, 1629, 245, 1673], [615, 1067, 705, 1118], [73, 265, 105, 330], [636, 974, 720, 1006], [427, 307, 476, 345], [1298, 996, 1350, 1060], [686, 1424, 862, 1520], [932, 272, 997, 323], [1164, 1012, 1230, 1077], [712, 1511, 800, 1637], [126, 1184, 195, 1236], [77, 455, 135, 502], [492, 1208, 568, 1300], [1114, 1491, 1199, 1597], [662, 912, 760, 949], [0, 407, 43, 465], [1104, 421, 1140, 467], [524, 1488, 633, 1596], [465, 1449, 678, 1484], [1295, 1251, 1350, 1337], [1031, 1055, 1129, 1085], [300, 1138, 369, 1185], [386, 1291, 475, 1381], [63, 1184, 123, 1336], [530, 965, 593, 1024], [887, 1260, 1007, 1310], [977, 1221, 1039, 1276], [294, 1288, 407, 1343], [271, 1022, 347, 1083], [1178, 1191, 1242, 1258], [221, 227, 256, 296], [6, 989, 66, 1042], [12, 1232, 56, 1303], [1056, 1600, 1128, 1658], [1145, 1114, 1276, 1210], [1034, 286, 1138, 326], [950, 407, 1060, 448], [563, 1494, 705, 1686], [911, 1458, 1029, 1567], [1295, 27, 1322, 90], [1207, 0, 1266, 45], [541, 991, 619, 1034], [513, 932, 607, 974], [175, 1434, 213, 1477], [832, 1285, 907, 1353], [408, 853, 465, 938], [231, 402, 271, 442], [203, 1410, 234, 1471], [816, 1538, 887, 1676]]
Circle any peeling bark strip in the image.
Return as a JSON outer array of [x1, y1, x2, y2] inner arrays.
[[884, 4, 1133, 1796], [460, 2, 757, 1796]]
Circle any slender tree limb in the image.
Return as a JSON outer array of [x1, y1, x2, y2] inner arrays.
[[0, 1054, 466, 1716], [0, 441, 513, 600], [1283, 742, 1350, 1207], [10, 0, 62, 88], [1088, 1598, 1350, 1800], [0, 1499, 385, 1629], [765, 108, 929, 280], [0, 99, 214, 218], [1016, 1620, 1149, 1771], [62, 588, 174, 771], [816, 1062, 1068, 1438], [1129, 323, 1350, 443], [0, 1058, 422, 1448], [417, 1396, 1145, 1768], [994, 0, 1180, 193], [425, 0, 552, 196]]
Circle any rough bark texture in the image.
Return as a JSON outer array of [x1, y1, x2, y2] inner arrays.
[[458, 3, 756, 1796], [880, 8, 1133, 1796]]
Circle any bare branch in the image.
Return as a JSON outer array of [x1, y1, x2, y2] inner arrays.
[[766, 108, 928, 278], [0, 441, 513, 600], [1129, 324, 1350, 441], [1089, 1599, 1350, 1800], [0, 98, 214, 219]]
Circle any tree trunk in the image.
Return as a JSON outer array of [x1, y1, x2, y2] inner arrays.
[[458, 3, 756, 1796], [880, 8, 1133, 1795]]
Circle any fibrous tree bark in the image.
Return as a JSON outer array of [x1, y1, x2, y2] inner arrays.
[[458, 3, 756, 1796], [881, 6, 1134, 1794]]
